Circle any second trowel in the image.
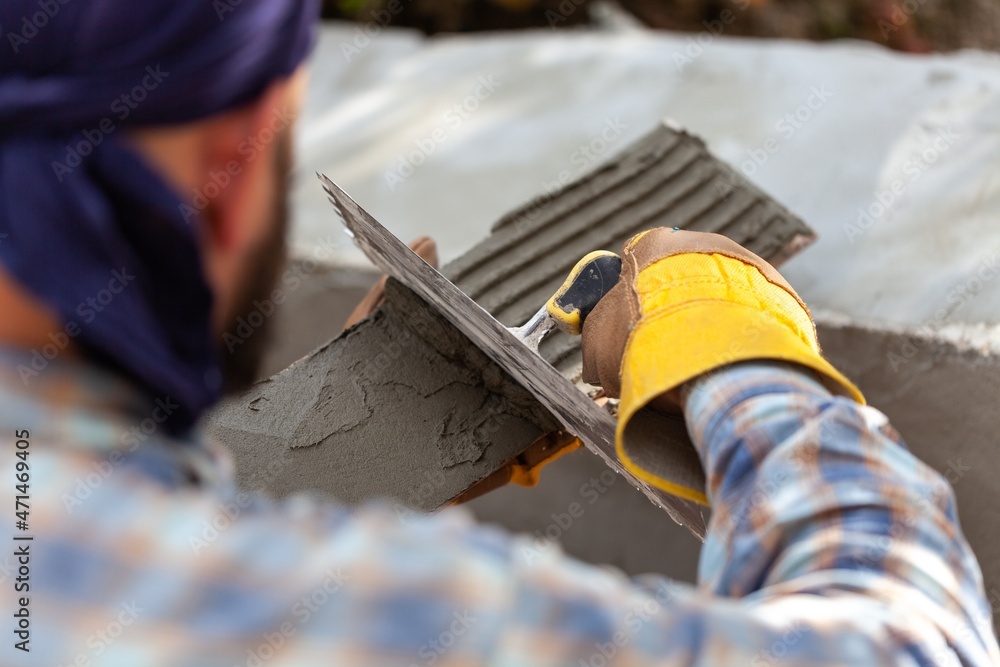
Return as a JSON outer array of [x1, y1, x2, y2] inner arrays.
[[319, 174, 708, 537]]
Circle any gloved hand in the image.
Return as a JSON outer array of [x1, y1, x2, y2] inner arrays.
[[581, 228, 863, 498]]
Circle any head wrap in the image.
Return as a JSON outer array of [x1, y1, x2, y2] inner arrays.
[[0, 0, 319, 432]]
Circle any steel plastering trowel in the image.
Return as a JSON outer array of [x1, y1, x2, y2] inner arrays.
[[320, 174, 708, 536]]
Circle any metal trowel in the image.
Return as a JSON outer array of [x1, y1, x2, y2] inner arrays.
[[507, 250, 622, 353], [320, 174, 708, 536]]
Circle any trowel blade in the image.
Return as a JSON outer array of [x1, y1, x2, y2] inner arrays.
[[319, 174, 706, 536]]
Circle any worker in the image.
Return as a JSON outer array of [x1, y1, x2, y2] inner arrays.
[[0, 1, 996, 665]]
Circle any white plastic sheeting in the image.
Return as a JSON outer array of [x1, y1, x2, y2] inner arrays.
[[294, 22, 1000, 328]]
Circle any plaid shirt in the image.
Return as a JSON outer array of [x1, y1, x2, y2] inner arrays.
[[0, 348, 996, 666]]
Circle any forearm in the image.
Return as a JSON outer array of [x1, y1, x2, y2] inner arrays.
[[31, 360, 998, 665], [684, 361, 998, 664]]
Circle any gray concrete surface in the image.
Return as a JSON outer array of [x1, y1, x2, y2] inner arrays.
[[246, 259, 705, 584], [818, 316, 1000, 623], [209, 279, 558, 509], [246, 271, 1000, 618]]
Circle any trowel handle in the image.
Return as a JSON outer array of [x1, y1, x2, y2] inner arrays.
[[546, 251, 622, 336]]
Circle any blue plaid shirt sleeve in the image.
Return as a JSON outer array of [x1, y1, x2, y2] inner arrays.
[[3, 358, 997, 666]]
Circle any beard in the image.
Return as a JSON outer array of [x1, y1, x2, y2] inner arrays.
[[217, 131, 292, 394]]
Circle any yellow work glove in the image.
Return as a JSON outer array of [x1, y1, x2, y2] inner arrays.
[[581, 228, 864, 504]]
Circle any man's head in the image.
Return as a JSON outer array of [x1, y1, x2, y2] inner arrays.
[[0, 1, 319, 430], [127, 69, 308, 393]]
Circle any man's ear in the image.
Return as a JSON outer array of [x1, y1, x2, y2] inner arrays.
[[198, 77, 298, 254]]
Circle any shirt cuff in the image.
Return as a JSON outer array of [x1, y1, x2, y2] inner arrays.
[[681, 361, 834, 455]]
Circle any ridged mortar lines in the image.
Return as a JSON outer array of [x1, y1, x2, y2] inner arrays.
[[445, 121, 815, 375], [463, 154, 720, 319], [486, 129, 688, 235], [456, 143, 706, 301], [448, 130, 690, 283], [468, 159, 766, 326]]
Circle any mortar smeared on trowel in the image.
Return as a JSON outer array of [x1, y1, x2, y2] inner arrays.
[[320, 173, 709, 536]]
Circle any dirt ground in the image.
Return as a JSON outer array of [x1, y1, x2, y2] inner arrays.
[[324, 0, 999, 53]]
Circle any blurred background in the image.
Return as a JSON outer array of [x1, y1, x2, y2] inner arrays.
[[322, 0, 998, 52], [247, 0, 1000, 591]]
